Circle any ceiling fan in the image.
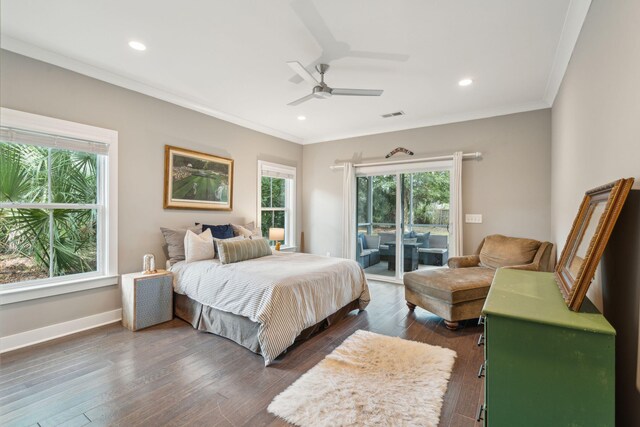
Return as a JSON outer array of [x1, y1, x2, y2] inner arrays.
[[286, 61, 384, 106]]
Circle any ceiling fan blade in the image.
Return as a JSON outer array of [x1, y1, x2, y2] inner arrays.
[[291, 0, 337, 49], [331, 88, 384, 96], [349, 50, 410, 62], [287, 93, 315, 106], [287, 61, 319, 86]]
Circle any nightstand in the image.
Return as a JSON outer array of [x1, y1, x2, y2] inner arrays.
[[121, 270, 173, 331]]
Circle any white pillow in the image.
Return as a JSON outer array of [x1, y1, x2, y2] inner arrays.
[[231, 225, 254, 238], [232, 223, 262, 238], [184, 228, 215, 263], [247, 223, 263, 237]]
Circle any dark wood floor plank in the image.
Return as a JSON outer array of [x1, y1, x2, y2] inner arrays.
[[0, 358, 112, 407], [453, 330, 486, 420], [0, 323, 120, 366], [81, 340, 240, 425], [0, 280, 483, 427], [449, 413, 477, 427], [0, 322, 187, 392], [21, 334, 224, 426], [2, 327, 193, 414], [54, 413, 91, 427], [37, 358, 191, 427], [160, 390, 228, 427], [434, 328, 473, 427], [108, 376, 227, 426]]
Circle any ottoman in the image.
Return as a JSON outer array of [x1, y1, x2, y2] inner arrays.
[[404, 267, 495, 330]]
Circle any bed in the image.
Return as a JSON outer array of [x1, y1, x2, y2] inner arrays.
[[169, 251, 370, 365]]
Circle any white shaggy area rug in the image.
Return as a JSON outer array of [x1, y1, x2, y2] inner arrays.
[[268, 330, 456, 427]]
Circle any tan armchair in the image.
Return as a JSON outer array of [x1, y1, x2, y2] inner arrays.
[[404, 234, 554, 330], [448, 235, 555, 272]]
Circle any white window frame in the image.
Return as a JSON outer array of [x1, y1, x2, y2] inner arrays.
[[0, 108, 118, 304], [257, 161, 296, 248]]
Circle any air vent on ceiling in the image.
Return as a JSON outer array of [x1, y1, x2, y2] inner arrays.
[[381, 111, 405, 118]]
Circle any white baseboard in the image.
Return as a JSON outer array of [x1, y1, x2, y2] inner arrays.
[[0, 308, 122, 353]]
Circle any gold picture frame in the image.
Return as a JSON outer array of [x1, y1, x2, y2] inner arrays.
[[163, 145, 234, 211], [555, 178, 634, 311]]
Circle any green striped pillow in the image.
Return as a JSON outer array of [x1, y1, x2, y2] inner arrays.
[[217, 238, 272, 264]]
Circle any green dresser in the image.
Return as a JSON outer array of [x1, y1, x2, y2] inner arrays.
[[480, 269, 615, 426]]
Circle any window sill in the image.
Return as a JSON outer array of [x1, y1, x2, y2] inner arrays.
[[0, 274, 119, 305]]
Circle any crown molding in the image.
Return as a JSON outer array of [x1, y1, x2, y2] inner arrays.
[[543, 0, 592, 106], [3, 20, 582, 147]]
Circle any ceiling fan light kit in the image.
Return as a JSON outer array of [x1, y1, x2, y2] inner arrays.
[[287, 61, 383, 106]]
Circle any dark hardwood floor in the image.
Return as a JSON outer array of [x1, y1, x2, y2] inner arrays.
[[0, 280, 484, 427]]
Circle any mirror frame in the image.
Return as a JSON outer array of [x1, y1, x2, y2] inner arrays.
[[556, 178, 634, 311]]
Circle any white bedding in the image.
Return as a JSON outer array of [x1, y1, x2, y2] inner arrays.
[[170, 251, 370, 365]]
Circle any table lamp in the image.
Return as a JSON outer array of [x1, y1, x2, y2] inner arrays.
[[268, 227, 285, 251]]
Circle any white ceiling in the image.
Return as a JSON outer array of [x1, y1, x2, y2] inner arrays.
[[0, 0, 591, 144]]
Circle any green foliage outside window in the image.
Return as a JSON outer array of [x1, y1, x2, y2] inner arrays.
[[357, 171, 450, 229], [260, 176, 286, 241], [403, 171, 450, 226], [0, 142, 98, 284], [261, 176, 285, 208], [260, 210, 285, 241]]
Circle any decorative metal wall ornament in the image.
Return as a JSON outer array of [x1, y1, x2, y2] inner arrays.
[[142, 253, 157, 274], [385, 147, 414, 158]]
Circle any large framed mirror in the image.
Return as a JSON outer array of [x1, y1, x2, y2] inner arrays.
[[556, 178, 634, 311]]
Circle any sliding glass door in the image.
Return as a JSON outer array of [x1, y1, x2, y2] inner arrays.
[[356, 167, 451, 281], [357, 174, 398, 278], [402, 170, 450, 271]]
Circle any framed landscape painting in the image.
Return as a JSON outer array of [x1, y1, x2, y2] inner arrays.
[[164, 145, 233, 210]]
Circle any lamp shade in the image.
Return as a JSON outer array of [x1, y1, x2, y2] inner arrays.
[[268, 227, 285, 241]]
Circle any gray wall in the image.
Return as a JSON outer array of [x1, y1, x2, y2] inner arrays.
[[0, 50, 303, 337], [302, 109, 552, 257], [550, 1, 640, 421], [550, 0, 640, 308]]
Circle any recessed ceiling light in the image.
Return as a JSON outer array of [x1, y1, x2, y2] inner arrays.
[[458, 78, 473, 87], [297, 115, 306, 121], [128, 41, 146, 51]]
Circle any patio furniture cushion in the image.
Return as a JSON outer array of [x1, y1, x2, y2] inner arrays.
[[358, 234, 381, 268], [428, 234, 448, 249], [364, 234, 380, 250], [415, 232, 431, 248], [404, 267, 494, 304], [358, 233, 368, 250], [379, 232, 395, 245]]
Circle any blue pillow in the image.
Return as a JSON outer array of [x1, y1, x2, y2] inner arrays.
[[199, 223, 234, 239], [415, 232, 431, 248], [358, 233, 368, 250]]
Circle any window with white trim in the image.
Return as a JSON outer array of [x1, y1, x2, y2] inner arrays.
[[257, 161, 296, 247], [0, 108, 117, 298]]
